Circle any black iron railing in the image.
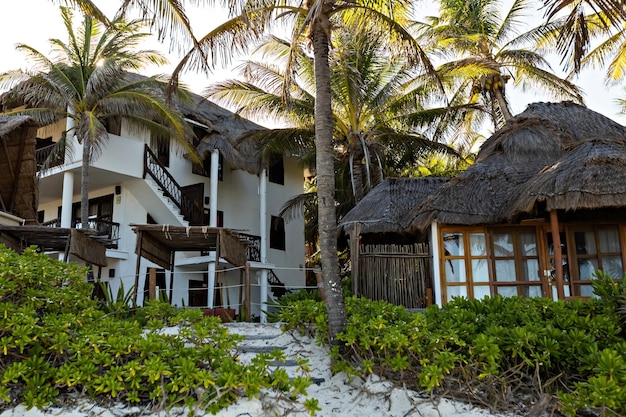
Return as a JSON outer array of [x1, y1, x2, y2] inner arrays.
[[35, 144, 64, 171], [238, 233, 261, 262], [143, 144, 201, 224], [42, 216, 120, 248]]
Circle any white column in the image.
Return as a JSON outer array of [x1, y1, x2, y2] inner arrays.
[[60, 172, 74, 228], [259, 167, 268, 323], [431, 221, 443, 307], [207, 149, 219, 309]]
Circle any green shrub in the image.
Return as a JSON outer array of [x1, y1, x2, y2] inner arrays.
[[0, 245, 310, 414], [275, 291, 626, 416]]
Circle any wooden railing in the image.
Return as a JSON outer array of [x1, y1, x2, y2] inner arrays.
[[143, 144, 201, 224]]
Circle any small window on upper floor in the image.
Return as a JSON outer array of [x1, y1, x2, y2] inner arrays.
[[268, 153, 284, 185], [150, 131, 170, 167], [193, 151, 223, 181], [103, 116, 121, 136], [270, 215, 286, 251]]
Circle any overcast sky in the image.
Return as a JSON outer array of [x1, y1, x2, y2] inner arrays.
[[1, 0, 624, 128]]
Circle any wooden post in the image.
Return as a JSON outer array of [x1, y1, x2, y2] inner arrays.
[[149, 268, 156, 301], [550, 210, 565, 300], [349, 224, 360, 296], [133, 231, 143, 305]]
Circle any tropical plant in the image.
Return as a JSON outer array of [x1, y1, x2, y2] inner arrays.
[[417, 0, 584, 130], [0, 7, 194, 229]]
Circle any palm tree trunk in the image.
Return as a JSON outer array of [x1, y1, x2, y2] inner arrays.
[[494, 88, 513, 122], [80, 135, 90, 229], [312, 14, 347, 343]]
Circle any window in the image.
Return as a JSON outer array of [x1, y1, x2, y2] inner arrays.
[[150, 132, 170, 167], [490, 229, 543, 298], [37, 210, 44, 224], [72, 194, 113, 229], [440, 229, 489, 302], [268, 153, 284, 185], [270, 215, 286, 251], [568, 226, 623, 297], [103, 116, 121, 136], [193, 151, 223, 181]]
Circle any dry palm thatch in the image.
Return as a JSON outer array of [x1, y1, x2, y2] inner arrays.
[[181, 95, 266, 175], [510, 136, 626, 216], [338, 177, 448, 237], [409, 101, 626, 230], [0, 115, 38, 224]]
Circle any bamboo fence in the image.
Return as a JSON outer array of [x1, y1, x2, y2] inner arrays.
[[358, 243, 431, 309]]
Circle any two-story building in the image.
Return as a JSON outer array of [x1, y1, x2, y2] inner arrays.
[[4, 91, 305, 321]]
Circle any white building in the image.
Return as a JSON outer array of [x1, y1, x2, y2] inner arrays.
[[31, 95, 305, 320]]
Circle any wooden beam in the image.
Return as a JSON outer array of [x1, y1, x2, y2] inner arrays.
[[550, 210, 566, 300], [149, 268, 156, 301], [133, 231, 143, 305]]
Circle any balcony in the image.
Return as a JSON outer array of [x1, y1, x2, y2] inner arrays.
[[35, 144, 64, 171], [42, 216, 120, 249]]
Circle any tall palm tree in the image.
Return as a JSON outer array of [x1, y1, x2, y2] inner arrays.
[[0, 7, 192, 229], [418, 0, 584, 130], [183, 0, 431, 341]]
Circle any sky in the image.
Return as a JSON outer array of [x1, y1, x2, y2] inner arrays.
[[0, 0, 624, 128]]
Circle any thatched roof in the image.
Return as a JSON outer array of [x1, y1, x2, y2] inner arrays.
[[510, 137, 626, 215], [180, 95, 266, 175], [410, 102, 626, 230], [0, 115, 38, 223], [338, 177, 448, 236]]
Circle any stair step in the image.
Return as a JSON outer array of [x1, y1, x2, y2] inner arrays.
[[240, 345, 286, 354], [269, 359, 299, 367], [243, 334, 281, 341]]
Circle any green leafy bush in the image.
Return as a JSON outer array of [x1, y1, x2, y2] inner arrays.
[[273, 291, 626, 416], [0, 245, 310, 414]]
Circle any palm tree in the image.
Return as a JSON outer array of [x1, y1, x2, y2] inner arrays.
[[542, 0, 626, 73], [182, 0, 432, 341], [208, 32, 462, 205], [0, 7, 192, 229], [418, 0, 584, 130]]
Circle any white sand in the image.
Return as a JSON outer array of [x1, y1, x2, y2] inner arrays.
[[0, 323, 522, 417]]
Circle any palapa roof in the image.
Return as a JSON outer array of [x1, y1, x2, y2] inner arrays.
[[510, 136, 626, 215], [0, 115, 38, 223], [338, 177, 448, 236], [410, 101, 626, 230], [180, 95, 266, 175]]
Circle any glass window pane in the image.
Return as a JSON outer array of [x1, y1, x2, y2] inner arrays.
[[444, 233, 464, 256], [472, 259, 489, 282], [495, 260, 516, 282], [522, 259, 540, 281], [493, 233, 513, 257], [520, 232, 537, 256], [447, 286, 467, 301], [525, 285, 543, 298], [445, 259, 466, 283], [575, 231, 597, 255], [473, 285, 491, 299], [598, 228, 621, 253], [497, 286, 517, 297], [578, 259, 599, 281], [579, 285, 595, 298], [470, 233, 486, 256], [602, 256, 623, 279]]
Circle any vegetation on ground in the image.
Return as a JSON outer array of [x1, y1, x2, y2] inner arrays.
[[272, 273, 626, 417], [0, 246, 316, 416]]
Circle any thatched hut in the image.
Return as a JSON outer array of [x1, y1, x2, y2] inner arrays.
[[338, 177, 448, 308], [0, 115, 38, 224], [409, 102, 626, 305]]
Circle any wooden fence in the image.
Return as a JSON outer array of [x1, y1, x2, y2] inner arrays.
[[357, 243, 432, 309]]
